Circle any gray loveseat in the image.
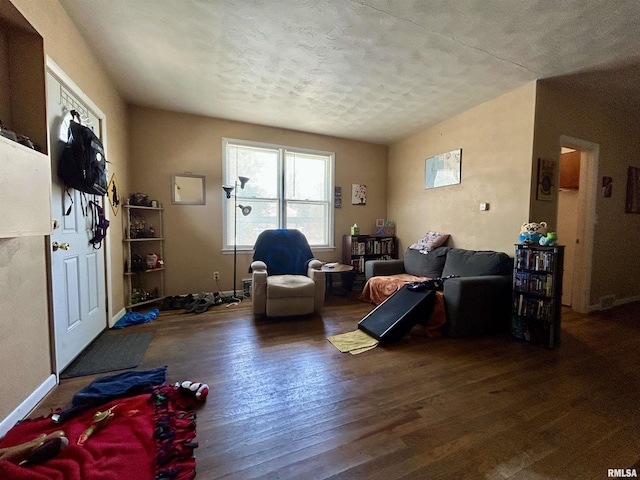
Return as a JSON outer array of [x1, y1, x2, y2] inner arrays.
[[365, 247, 513, 337]]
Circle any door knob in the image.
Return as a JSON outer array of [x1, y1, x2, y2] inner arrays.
[[52, 241, 70, 251]]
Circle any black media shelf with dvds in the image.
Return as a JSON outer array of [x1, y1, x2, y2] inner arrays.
[[511, 244, 564, 349]]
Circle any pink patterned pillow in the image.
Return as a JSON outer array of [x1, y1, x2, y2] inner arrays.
[[409, 231, 450, 253]]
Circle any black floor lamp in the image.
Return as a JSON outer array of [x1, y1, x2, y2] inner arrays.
[[222, 176, 251, 302]]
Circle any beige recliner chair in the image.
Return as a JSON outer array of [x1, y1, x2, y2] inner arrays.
[[250, 229, 325, 317]]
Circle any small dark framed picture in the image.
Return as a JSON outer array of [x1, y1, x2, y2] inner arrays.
[[602, 176, 612, 198], [626, 167, 640, 213]]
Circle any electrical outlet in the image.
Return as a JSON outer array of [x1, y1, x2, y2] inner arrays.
[[600, 294, 615, 310], [213, 271, 220, 280]]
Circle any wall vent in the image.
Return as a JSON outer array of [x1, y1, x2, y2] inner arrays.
[[242, 278, 252, 298], [600, 295, 615, 310]]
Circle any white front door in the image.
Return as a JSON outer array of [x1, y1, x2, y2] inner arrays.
[[46, 69, 107, 372]]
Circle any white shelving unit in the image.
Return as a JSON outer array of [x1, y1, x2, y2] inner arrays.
[[123, 204, 165, 309]]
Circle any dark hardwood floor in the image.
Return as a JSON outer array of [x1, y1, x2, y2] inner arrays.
[[32, 294, 640, 479]]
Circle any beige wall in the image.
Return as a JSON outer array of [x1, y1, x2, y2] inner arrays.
[[387, 82, 537, 254], [532, 81, 640, 307], [0, 236, 51, 419], [128, 106, 388, 296], [0, 0, 128, 422]]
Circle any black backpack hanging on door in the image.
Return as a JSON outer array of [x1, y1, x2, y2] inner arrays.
[[57, 110, 108, 196]]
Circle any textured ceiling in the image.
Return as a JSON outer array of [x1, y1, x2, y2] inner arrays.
[[58, 0, 640, 145]]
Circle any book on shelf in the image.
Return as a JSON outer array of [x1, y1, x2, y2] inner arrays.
[[513, 272, 554, 296], [380, 237, 394, 254], [513, 294, 554, 322], [350, 258, 365, 273], [515, 247, 556, 271]]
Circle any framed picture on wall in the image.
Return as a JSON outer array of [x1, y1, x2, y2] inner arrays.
[[352, 184, 367, 205], [425, 149, 462, 189], [107, 173, 121, 216], [625, 166, 640, 213], [334, 186, 342, 208], [602, 176, 613, 198], [536, 158, 555, 201]]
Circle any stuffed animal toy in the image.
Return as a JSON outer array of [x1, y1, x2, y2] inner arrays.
[[176, 380, 209, 400], [539, 231, 558, 246], [0, 430, 68, 465], [518, 221, 548, 244]]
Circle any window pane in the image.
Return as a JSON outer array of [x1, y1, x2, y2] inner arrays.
[[223, 138, 333, 250], [226, 199, 278, 247], [285, 202, 328, 245], [227, 145, 278, 199], [285, 152, 327, 201]]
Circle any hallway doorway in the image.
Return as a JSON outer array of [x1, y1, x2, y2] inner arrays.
[[557, 136, 599, 313], [557, 148, 580, 307]]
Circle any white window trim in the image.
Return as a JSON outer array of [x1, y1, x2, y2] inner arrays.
[[222, 137, 335, 252]]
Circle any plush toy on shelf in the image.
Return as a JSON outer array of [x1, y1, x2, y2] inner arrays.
[[539, 231, 558, 246], [518, 221, 548, 244]]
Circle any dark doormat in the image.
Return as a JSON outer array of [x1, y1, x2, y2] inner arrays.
[[60, 331, 154, 379]]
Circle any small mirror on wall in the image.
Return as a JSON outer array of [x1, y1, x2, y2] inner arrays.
[[172, 174, 206, 205]]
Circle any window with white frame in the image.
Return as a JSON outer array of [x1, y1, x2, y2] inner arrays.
[[222, 138, 334, 250]]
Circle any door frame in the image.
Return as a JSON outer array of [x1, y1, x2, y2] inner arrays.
[[558, 135, 599, 313], [46, 57, 114, 375]]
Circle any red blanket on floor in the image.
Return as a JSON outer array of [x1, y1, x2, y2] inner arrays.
[[0, 385, 197, 480], [359, 274, 446, 336]]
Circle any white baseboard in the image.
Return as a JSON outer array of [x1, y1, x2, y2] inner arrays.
[[109, 306, 127, 328], [0, 374, 57, 438], [219, 289, 249, 300], [587, 294, 640, 312], [615, 295, 640, 308]]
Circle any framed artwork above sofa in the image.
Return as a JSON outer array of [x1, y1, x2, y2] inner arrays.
[[425, 148, 462, 189]]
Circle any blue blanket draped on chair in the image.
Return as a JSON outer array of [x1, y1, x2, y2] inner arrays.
[[252, 229, 314, 275]]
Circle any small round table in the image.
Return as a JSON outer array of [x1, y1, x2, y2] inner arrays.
[[321, 264, 354, 296]]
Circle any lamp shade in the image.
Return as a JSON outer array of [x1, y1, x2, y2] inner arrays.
[[222, 185, 234, 198], [238, 204, 252, 216]]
